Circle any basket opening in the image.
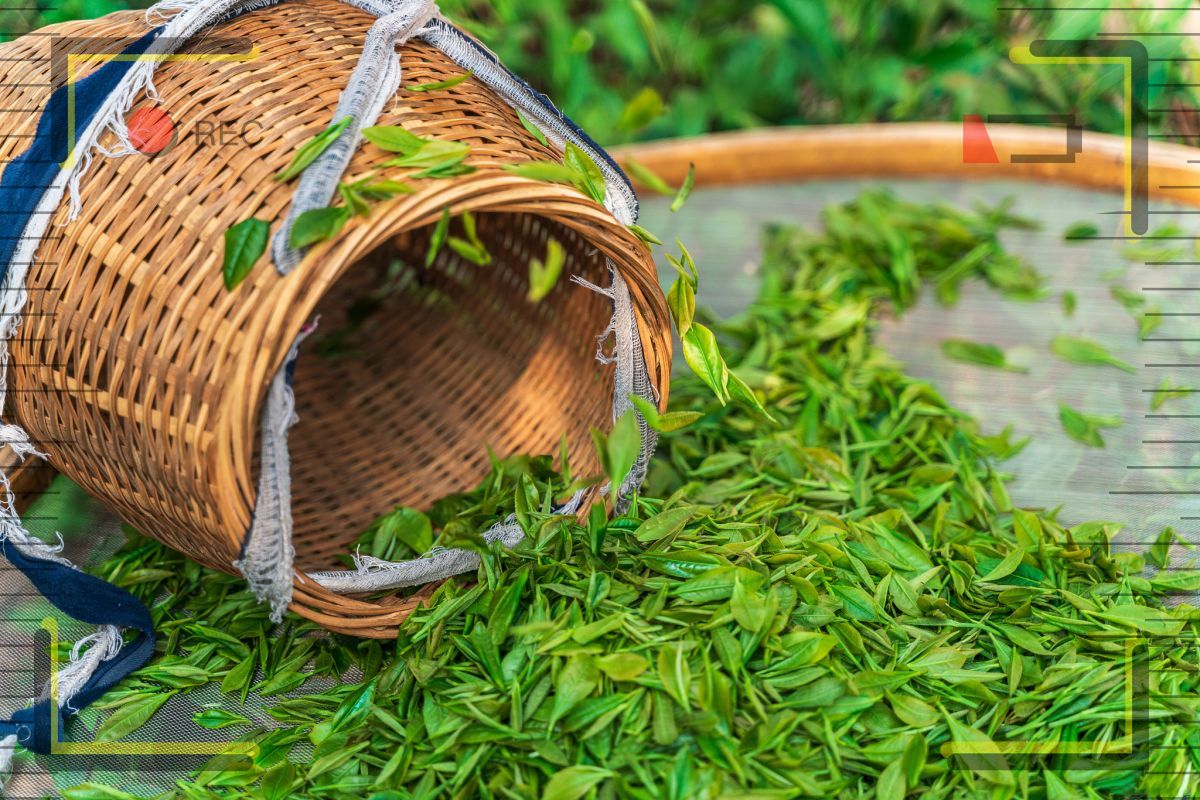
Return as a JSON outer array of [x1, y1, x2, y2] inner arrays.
[[282, 212, 617, 571]]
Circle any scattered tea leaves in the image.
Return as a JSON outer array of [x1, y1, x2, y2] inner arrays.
[[86, 191, 1198, 800]]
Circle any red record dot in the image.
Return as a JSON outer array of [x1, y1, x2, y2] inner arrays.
[[127, 106, 175, 155]]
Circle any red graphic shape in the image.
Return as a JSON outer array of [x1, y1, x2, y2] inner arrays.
[[962, 114, 998, 164], [127, 106, 175, 155]]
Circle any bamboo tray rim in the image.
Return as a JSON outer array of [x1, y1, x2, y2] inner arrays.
[[614, 122, 1200, 210]]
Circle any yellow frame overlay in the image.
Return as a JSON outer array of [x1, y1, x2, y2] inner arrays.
[[44, 617, 258, 757]]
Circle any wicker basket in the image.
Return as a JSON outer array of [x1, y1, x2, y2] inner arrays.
[[0, 0, 670, 637]]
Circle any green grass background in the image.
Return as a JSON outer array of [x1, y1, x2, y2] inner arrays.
[[6, 0, 1200, 146]]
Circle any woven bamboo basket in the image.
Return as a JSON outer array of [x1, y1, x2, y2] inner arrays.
[[0, 0, 671, 637]]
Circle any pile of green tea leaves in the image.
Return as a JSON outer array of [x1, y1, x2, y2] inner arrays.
[[70, 192, 1200, 800]]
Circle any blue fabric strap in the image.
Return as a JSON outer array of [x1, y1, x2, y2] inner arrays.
[[0, 540, 155, 754], [0, 28, 162, 757]]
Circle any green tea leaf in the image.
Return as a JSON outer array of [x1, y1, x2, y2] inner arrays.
[[564, 142, 606, 203], [877, 760, 906, 800], [592, 410, 640, 490], [550, 655, 599, 725], [516, 109, 548, 147], [1058, 403, 1121, 448], [408, 72, 472, 92], [385, 139, 470, 170], [941, 339, 1025, 372], [220, 655, 255, 696], [448, 236, 492, 266], [260, 762, 297, 800], [1151, 376, 1193, 410], [670, 163, 695, 212], [1051, 334, 1134, 373], [362, 124, 427, 154], [379, 506, 433, 554], [667, 275, 695, 336], [426, 207, 451, 267], [356, 179, 415, 199], [275, 117, 352, 181], [1062, 290, 1077, 317], [62, 784, 143, 800], [1149, 526, 1177, 569], [289, 206, 351, 249], [633, 506, 692, 543], [543, 766, 611, 800], [681, 323, 730, 404], [527, 239, 565, 302], [595, 652, 649, 681], [629, 393, 702, 433], [95, 691, 172, 742], [657, 643, 691, 710], [623, 156, 674, 195], [505, 160, 580, 185], [1092, 603, 1184, 636], [338, 182, 371, 217], [619, 86, 665, 132], [628, 224, 663, 245], [192, 708, 251, 729], [222, 218, 269, 291], [978, 548, 1025, 582], [1063, 221, 1099, 241]]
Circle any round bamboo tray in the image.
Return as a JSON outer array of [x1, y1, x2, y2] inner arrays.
[[616, 122, 1200, 205], [0, 0, 670, 637]]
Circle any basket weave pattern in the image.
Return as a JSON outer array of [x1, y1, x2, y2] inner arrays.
[[0, 0, 670, 636]]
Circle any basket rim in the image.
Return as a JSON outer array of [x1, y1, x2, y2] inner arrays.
[[211, 171, 667, 636]]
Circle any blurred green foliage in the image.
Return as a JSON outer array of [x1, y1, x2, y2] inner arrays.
[[7, 0, 1200, 145]]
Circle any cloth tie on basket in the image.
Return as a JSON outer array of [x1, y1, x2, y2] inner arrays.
[[0, 0, 657, 776]]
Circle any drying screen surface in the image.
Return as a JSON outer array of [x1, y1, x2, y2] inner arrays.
[[0, 176, 1195, 796], [641, 178, 1199, 564]]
